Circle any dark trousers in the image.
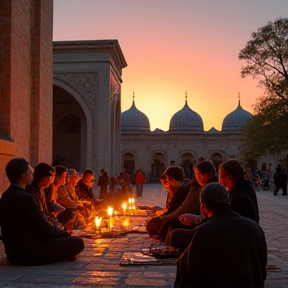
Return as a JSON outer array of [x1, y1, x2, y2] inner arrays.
[[8, 236, 84, 266], [274, 185, 287, 195], [157, 217, 188, 243]]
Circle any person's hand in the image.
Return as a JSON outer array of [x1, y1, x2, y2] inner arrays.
[[178, 213, 202, 226]]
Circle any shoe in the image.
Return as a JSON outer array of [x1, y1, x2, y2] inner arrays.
[[274, 193, 277, 195], [282, 194, 287, 196]]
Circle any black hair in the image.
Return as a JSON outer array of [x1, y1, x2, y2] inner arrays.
[[55, 165, 67, 178], [6, 158, 30, 183], [33, 162, 54, 184], [195, 160, 216, 177], [200, 183, 229, 212], [219, 159, 244, 183], [83, 168, 94, 176]]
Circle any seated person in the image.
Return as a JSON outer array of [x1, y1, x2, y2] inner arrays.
[[0, 158, 84, 265], [57, 169, 87, 229], [175, 183, 267, 288], [75, 169, 94, 201], [25, 162, 63, 228], [45, 165, 75, 230], [158, 160, 218, 243], [146, 166, 190, 235], [167, 159, 261, 252]]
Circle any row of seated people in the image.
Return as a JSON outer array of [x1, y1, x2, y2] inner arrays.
[[145, 159, 266, 287], [25, 163, 97, 232]]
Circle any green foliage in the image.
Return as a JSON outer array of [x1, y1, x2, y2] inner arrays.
[[239, 18, 288, 103], [239, 18, 288, 158], [242, 96, 288, 158]]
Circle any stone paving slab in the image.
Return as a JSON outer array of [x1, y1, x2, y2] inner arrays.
[[0, 183, 288, 287]]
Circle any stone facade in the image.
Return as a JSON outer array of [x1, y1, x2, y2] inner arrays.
[[53, 40, 127, 179], [0, 0, 53, 193], [121, 100, 278, 180]]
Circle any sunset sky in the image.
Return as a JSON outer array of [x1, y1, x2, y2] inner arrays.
[[53, 0, 288, 131]]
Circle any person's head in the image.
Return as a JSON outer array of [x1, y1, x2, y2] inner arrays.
[[33, 162, 55, 189], [218, 159, 245, 192], [66, 168, 79, 186], [200, 183, 229, 219], [82, 168, 94, 184], [160, 166, 184, 191], [54, 165, 67, 187], [194, 160, 216, 187], [5, 158, 33, 186]]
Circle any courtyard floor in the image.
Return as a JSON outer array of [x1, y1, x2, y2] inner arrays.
[[0, 183, 288, 287]]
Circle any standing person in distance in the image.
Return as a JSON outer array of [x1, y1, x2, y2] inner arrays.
[[135, 167, 146, 197], [97, 168, 109, 199]]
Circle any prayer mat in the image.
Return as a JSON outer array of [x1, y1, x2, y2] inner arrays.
[[120, 252, 177, 266]]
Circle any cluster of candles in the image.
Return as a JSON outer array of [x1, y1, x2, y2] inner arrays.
[[94, 198, 136, 233], [122, 198, 136, 214]]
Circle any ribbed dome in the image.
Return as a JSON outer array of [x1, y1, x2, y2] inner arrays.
[[121, 101, 150, 131], [222, 100, 252, 131], [169, 100, 204, 131]]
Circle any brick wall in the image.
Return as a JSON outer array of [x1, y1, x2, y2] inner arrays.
[[0, 0, 53, 195]]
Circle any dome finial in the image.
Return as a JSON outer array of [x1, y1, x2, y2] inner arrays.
[[185, 91, 188, 104], [238, 91, 240, 106], [132, 91, 135, 105]]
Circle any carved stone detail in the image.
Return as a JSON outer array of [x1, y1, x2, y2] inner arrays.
[[54, 72, 98, 119]]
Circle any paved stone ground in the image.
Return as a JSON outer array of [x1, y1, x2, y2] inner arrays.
[[0, 183, 288, 287]]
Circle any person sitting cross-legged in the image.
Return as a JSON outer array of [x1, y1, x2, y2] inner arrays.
[[175, 183, 267, 288], [0, 158, 84, 265]]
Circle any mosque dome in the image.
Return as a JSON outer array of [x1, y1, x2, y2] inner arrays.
[[169, 99, 204, 131], [121, 100, 150, 131], [222, 100, 252, 131]]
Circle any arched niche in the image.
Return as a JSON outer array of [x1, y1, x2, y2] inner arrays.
[[53, 112, 81, 170], [211, 152, 224, 172], [150, 152, 166, 181], [181, 152, 194, 180], [122, 152, 135, 174]]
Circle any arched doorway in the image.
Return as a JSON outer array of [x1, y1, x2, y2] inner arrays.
[[122, 152, 135, 175], [181, 153, 194, 180], [53, 113, 81, 169], [53, 85, 87, 172], [211, 153, 224, 172], [151, 152, 166, 181]]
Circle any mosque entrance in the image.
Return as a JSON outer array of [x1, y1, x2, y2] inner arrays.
[[53, 85, 87, 171], [122, 152, 135, 175], [151, 152, 165, 181], [210, 153, 224, 172], [181, 153, 194, 180]]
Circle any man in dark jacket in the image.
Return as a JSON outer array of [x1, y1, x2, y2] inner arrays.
[[0, 158, 84, 265], [175, 183, 267, 288], [219, 159, 259, 223], [146, 166, 190, 235]]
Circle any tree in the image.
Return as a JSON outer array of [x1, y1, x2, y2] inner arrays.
[[239, 18, 288, 104], [239, 18, 288, 158], [242, 94, 288, 158]]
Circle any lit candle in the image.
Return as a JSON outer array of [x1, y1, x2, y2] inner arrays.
[[107, 207, 113, 230], [107, 206, 113, 216], [122, 203, 127, 215], [95, 216, 102, 234]]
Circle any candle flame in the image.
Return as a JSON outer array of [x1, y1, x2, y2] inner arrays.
[[95, 216, 102, 227], [107, 206, 113, 216]]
